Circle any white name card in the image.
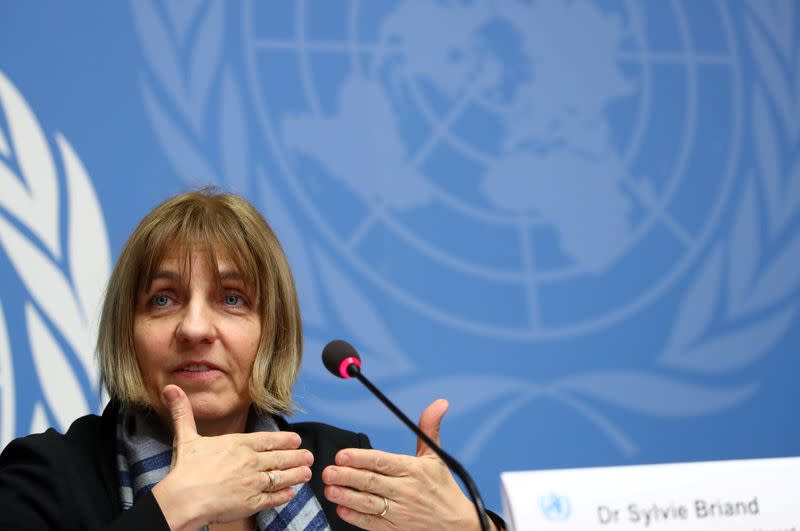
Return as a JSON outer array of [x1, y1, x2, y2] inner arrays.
[[501, 456, 799, 531]]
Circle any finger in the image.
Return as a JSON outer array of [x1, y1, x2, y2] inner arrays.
[[324, 485, 389, 519], [162, 384, 198, 444], [235, 431, 302, 452], [332, 449, 414, 477], [252, 486, 297, 511], [257, 449, 314, 471], [416, 398, 448, 457], [264, 466, 312, 491], [336, 504, 391, 531], [322, 465, 397, 498]]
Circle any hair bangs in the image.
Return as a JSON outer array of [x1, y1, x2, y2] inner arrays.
[[133, 199, 265, 307]]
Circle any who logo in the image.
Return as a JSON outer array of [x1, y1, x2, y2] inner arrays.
[[540, 492, 572, 522]]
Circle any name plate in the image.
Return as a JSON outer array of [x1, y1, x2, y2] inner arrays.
[[501, 456, 799, 531]]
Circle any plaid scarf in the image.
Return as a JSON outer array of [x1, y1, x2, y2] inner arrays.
[[116, 407, 330, 531]]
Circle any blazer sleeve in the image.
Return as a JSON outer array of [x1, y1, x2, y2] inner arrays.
[[0, 432, 170, 531]]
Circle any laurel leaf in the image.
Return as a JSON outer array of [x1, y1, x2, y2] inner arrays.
[[796, 52, 800, 141], [782, 161, 800, 225], [220, 69, 249, 193], [753, 86, 783, 235], [256, 171, 326, 328], [663, 306, 795, 374], [549, 391, 638, 457], [746, 17, 795, 146], [58, 134, 108, 386], [141, 81, 217, 185], [727, 177, 760, 317], [0, 158, 23, 208], [745, 231, 800, 311], [747, 2, 776, 32], [0, 72, 60, 257], [0, 301, 15, 447], [313, 246, 414, 378], [131, 1, 186, 114], [749, 2, 795, 65], [460, 387, 555, 462], [28, 401, 49, 435], [661, 246, 722, 358], [188, 0, 224, 132], [559, 371, 757, 417], [305, 376, 526, 428], [59, 134, 111, 320], [26, 304, 89, 433], [774, 2, 795, 57], [0, 216, 88, 361], [0, 121, 9, 157], [163, 0, 203, 44]]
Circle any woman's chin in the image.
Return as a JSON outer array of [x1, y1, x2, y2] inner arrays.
[[187, 395, 250, 432]]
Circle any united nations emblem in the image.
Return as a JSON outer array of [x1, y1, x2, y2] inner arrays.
[[129, 0, 800, 466]]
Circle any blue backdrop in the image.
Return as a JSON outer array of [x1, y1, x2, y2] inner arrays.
[[1, 1, 799, 511]]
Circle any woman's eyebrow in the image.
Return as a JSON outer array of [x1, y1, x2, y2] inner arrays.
[[219, 270, 243, 281]]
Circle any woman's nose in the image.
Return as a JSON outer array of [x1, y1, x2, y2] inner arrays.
[[175, 298, 216, 343]]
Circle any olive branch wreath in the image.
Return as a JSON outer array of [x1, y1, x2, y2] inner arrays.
[[0, 72, 112, 441], [131, 1, 800, 460]]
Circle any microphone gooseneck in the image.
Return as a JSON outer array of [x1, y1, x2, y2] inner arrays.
[[321, 339, 492, 531]]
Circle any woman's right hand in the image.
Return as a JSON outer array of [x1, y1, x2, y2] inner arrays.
[[151, 385, 313, 531]]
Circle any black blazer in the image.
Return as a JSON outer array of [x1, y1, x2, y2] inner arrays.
[[0, 402, 369, 530]]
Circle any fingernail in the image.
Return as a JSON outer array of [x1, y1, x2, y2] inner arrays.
[[305, 451, 314, 465], [338, 452, 350, 465], [328, 486, 341, 499], [163, 386, 180, 405]]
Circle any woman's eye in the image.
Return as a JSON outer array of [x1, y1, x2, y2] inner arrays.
[[224, 295, 242, 306], [152, 294, 171, 307]]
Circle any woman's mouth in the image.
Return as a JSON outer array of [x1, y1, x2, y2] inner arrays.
[[174, 362, 223, 381], [183, 364, 212, 372]]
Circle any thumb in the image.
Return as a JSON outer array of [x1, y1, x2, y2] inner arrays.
[[162, 384, 198, 444], [416, 399, 449, 457]]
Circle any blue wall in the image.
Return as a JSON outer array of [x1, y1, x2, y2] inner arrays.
[[1, 1, 799, 510]]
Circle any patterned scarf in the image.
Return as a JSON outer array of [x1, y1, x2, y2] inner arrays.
[[116, 407, 330, 531]]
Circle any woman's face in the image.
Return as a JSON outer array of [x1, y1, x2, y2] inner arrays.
[[133, 248, 261, 433]]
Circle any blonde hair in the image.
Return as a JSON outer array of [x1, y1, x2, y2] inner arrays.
[[97, 188, 301, 414]]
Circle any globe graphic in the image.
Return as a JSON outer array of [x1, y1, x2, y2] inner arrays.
[[242, 0, 741, 339]]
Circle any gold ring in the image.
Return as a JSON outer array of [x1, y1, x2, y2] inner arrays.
[[377, 496, 389, 517], [265, 470, 276, 492]]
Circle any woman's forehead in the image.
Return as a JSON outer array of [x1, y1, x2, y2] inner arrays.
[[147, 245, 249, 284], [156, 250, 237, 271]]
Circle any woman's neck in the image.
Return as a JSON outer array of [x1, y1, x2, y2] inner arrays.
[[194, 410, 249, 437], [155, 408, 250, 438]]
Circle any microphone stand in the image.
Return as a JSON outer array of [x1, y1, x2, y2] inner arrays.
[[346, 364, 492, 531]]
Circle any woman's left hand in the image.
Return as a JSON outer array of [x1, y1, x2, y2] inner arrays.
[[321, 399, 493, 531]]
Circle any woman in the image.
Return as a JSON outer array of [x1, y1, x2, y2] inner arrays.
[[0, 190, 504, 530]]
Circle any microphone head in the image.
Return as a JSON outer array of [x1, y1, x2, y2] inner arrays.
[[322, 339, 362, 379]]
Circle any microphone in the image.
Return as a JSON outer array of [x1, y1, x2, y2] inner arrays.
[[322, 339, 492, 531]]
